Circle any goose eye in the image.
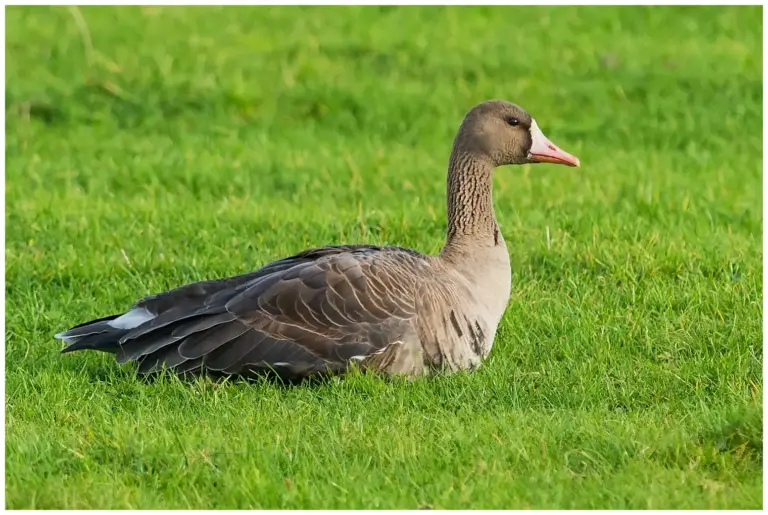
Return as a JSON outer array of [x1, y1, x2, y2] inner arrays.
[[507, 118, 520, 127]]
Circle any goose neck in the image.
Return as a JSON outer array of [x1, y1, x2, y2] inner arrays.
[[441, 150, 500, 257]]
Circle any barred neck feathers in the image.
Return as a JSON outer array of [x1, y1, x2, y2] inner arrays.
[[444, 150, 497, 246]]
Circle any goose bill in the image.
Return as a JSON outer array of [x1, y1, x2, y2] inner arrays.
[[527, 119, 580, 167]]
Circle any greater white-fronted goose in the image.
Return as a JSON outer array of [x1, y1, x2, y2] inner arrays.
[[56, 100, 579, 379]]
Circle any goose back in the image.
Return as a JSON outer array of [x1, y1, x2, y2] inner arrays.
[[59, 245, 429, 378]]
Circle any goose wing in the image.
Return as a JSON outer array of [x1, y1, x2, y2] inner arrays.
[[57, 245, 427, 377]]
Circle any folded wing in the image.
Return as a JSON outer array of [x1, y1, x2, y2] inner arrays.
[[57, 245, 425, 378]]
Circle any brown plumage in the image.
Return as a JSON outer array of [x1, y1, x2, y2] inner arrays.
[[56, 100, 580, 379]]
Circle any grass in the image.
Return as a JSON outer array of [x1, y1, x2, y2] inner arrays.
[[5, 5, 763, 509]]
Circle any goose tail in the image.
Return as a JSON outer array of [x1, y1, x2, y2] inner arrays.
[[56, 308, 155, 354]]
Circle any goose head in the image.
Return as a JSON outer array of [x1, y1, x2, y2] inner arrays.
[[454, 100, 580, 168]]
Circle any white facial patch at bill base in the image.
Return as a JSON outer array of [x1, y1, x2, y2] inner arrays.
[[528, 119, 551, 154]]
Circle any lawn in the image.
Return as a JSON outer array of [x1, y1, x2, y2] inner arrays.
[[5, 5, 763, 509]]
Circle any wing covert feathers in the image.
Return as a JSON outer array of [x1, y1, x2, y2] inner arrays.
[[57, 245, 428, 378]]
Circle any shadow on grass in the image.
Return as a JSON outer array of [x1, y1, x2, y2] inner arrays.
[[63, 353, 408, 391]]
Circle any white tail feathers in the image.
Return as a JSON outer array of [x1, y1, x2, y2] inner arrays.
[[107, 307, 155, 329], [54, 332, 76, 343]]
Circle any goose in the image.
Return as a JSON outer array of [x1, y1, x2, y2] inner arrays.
[[56, 100, 579, 379]]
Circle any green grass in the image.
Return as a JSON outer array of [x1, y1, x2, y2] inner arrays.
[[5, 5, 763, 509]]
